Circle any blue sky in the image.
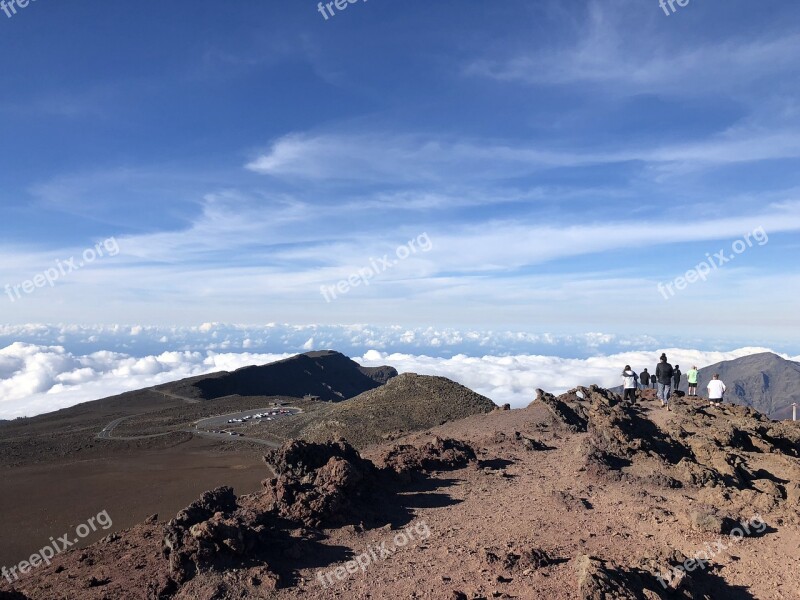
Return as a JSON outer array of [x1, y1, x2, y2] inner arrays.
[[2, 0, 800, 348]]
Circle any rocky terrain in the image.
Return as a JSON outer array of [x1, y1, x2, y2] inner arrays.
[[0, 355, 485, 572], [3, 384, 799, 599]]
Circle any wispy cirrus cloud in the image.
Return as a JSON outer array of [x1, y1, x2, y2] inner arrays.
[[465, 1, 800, 98], [4, 183, 800, 328], [246, 130, 800, 184]]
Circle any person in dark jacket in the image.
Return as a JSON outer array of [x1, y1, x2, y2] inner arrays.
[[655, 353, 674, 410], [673, 365, 682, 393], [640, 368, 651, 388]]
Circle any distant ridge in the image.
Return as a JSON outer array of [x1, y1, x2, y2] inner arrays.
[[695, 352, 800, 420], [156, 350, 397, 402]]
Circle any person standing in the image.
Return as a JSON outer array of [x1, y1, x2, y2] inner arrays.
[[707, 374, 726, 407], [673, 365, 682, 394], [640, 368, 651, 389], [687, 366, 699, 396], [621, 365, 638, 406], [655, 353, 674, 410]]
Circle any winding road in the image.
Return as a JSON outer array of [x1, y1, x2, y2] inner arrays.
[[96, 416, 133, 439], [96, 395, 300, 448]]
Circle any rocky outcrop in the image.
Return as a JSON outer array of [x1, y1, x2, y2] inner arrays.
[[536, 384, 800, 525], [161, 486, 276, 587], [261, 440, 380, 528], [381, 437, 477, 476], [152, 436, 482, 594], [264, 439, 370, 479], [530, 388, 591, 432]]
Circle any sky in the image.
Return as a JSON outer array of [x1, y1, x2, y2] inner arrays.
[[1, 0, 800, 416]]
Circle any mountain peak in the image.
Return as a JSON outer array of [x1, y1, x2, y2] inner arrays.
[[156, 350, 398, 402]]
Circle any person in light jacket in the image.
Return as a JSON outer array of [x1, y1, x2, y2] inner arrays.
[[621, 365, 639, 406]]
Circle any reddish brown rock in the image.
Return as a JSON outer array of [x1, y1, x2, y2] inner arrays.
[[381, 436, 477, 475]]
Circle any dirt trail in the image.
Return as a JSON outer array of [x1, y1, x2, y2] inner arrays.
[[151, 389, 201, 404]]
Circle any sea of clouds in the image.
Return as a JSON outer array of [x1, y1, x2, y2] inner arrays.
[[0, 324, 796, 419]]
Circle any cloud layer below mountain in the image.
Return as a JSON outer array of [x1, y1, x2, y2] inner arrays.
[[1, 337, 795, 419]]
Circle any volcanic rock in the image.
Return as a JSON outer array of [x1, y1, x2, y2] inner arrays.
[[381, 436, 478, 476]]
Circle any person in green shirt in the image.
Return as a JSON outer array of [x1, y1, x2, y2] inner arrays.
[[687, 366, 699, 397]]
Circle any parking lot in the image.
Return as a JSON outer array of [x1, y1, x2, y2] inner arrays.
[[195, 406, 301, 439]]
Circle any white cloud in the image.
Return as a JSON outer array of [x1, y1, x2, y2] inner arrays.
[[2, 189, 800, 328], [1, 341, 795, 419], [357, 347, 797, 407], [0, 342, 291, 419], [0, 323, 664, 358]]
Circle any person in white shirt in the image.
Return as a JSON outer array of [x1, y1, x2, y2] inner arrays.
[[707, 374, 726, 407]]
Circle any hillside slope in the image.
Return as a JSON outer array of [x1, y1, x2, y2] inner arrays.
[[300, 372, 497, 446], [260, 372, 498, 448]]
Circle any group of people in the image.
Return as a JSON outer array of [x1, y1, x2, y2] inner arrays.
[[621, 354, 726, 410]]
